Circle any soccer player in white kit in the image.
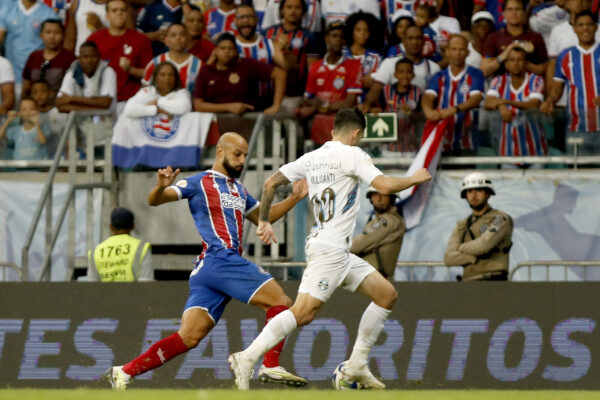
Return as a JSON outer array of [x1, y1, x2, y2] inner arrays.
[[229, 108, 432, 390]]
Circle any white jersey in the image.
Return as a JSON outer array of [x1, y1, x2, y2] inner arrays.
[[320, 0, 380, 25], [279, 141, 382, 249], [75, 0, 109, 56]]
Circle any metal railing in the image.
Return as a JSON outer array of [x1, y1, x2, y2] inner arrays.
[[17, 110, 116, 281], [510, 261, 600, 281], [0, 262, 21, 281]]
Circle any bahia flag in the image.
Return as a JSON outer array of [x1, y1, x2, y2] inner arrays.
[[399, 118, 448, 229], [111, 112, 213, 168]]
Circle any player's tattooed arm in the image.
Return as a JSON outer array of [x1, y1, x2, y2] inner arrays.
[[259, 171, 291, 222]]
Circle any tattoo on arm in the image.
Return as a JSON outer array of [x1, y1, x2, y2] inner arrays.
[[259, 171, 290, 222]]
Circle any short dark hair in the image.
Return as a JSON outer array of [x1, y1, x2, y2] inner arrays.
[[395, 58, 414, 70], [503, 0, 525, 11], [31, 79, 51, 89], [507, 45, 527, 57], [574, 10, 598, 24], [334, 108, 366, 133], [79, 40, 100, 54], [105, 0, 127, 11], [166, 22, 188, 33], [151, 61, 182, 91], [111, 207, 134, 230], [41, 18, 64, 33], [216, 32, 237, 46], [279, 0, 308, 18]]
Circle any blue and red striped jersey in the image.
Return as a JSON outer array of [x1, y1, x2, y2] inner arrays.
[[426, 65, 484, 151], [383, 83, 421, 112], [170, 170, 259, 256], [236, 34, 276, 97], [488, 72, 547, 156], [555, 43, 600, 133], [204, 7, 237, 39]]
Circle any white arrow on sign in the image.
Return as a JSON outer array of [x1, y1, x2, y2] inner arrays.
[[372, 118, 389, 137]]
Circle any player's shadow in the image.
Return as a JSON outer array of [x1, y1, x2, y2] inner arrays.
[[514, 184, 600, 278]]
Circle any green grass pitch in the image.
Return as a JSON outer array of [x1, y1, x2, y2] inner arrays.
[[1, 390, 600, 400]]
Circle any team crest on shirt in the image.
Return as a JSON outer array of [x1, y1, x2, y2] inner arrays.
[[124, 44, 133, 55], [291, 38, 303, 48], [459, 83, 470, 95], [333, 76, 345, 89], [316, 78, 325, 86], [32, 19, 41, 29], [229, 72, 240, 84], [318, 277, 329, 292], [141, 115, 180, 141], [176, 179, 188, 188]]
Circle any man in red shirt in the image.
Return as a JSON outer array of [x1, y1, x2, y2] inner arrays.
[[480, 0, 548, 77], [22, 18, 76, 99], [193, 33, 286, 115], [88, 0, 152, 113], [298, 22, 362, 118]]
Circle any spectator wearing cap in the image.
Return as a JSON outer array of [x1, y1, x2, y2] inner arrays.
[[463, 11, 495, 69], [261, 0, 322, 33], [529, 0, 569, 50], [363, 25, 440, 111], [263, 0, 320, 103], [320, 0, 380, 26], [297, 22, 363, 118], [350, 186, 405, 280], [137, 0, 183, 56], [184, 5, 216, 62], [382, 0, 419, 32], [444, 172, 513, 282], [0, 56, 15, 120], [87, 207, 153, 282], [22, 19, 76, 100], [480, 0, 548, 78], [193, 33, 286, 115], [0, 0, 58, 91], [385, 9, 415, 58]]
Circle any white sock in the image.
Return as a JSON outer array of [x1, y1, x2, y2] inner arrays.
[[243, 309, 297, 363], [349, 302, 391, 368]]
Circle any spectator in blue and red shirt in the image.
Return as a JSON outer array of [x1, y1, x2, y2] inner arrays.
[[422, 35, 484, 154], [541, 10, 600, 155], [485, 46, 547, 158], [205, 0, 237, 39], [263, 0, 320, 99]]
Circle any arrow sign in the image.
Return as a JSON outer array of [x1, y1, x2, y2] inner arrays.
[[364, 113, 398, 142], [372, 118, 389, 136]]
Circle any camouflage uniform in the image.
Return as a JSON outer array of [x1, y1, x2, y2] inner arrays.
[[350, 208, 405, 279], [444, 207, 513, 281]]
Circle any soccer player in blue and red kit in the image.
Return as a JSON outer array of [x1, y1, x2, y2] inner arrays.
[[106, 132, 308, 389]]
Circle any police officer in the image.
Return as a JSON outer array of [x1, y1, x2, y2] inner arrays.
[[87, 207, 153, 282], [444, 173, 513, 281], [350, 187, 406, 280]]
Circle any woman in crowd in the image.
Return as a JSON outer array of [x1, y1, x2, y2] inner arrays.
[[342, 11, 383, 102], [123, 61, 191, 119]]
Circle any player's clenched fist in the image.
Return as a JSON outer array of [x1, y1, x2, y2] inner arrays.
[[257, 221, 278, 244], [412, 168, 432, 184], [157, 166, 180, 187]]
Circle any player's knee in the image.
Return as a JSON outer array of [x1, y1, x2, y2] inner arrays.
[[291, 307, 317, 327], [375, 282, 397, 309], [178, 329, 208, 349]]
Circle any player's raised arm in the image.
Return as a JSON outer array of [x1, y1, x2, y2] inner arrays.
[[148, 166, 181, 206], [370, 168, 432, 195]]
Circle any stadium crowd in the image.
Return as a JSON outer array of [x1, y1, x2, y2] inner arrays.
[[0, 0, 599, 162]]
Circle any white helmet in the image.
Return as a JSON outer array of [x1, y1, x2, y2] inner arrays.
[[366, 186, 397, 199], [460, 172, 495, 198]]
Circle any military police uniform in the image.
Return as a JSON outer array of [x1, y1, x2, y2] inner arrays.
[[350, 208, 405, 279], [87, 234, 153, 282], [444, 172, 513, 281]]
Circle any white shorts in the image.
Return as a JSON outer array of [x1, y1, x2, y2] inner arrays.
[[298, 241, 376, 302]]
